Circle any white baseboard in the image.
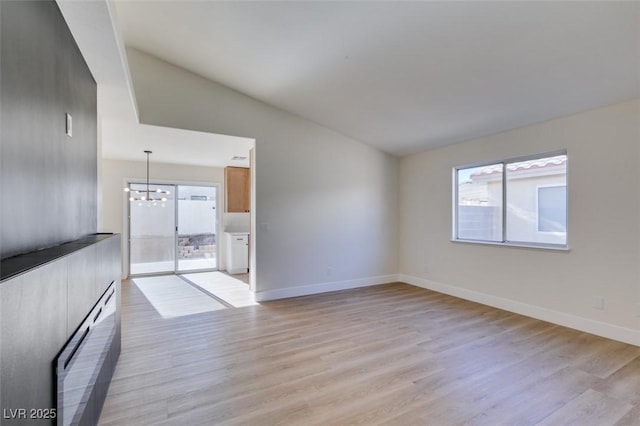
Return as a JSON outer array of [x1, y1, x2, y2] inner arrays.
[[227, 267, 248, 275], [254, 274, 399, 302], [399, 274, 640, 347]]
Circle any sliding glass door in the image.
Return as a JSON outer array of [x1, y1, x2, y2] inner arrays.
[[177, 185, 217, 272], [129, 183, 218, 276], [129, 183, 175, 275]]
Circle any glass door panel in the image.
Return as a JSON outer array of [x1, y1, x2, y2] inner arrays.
[[129, 183, 175, 275], [177, 185, 217, 272]]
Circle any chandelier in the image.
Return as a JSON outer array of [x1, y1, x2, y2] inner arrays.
[[124, 150, 170, 203]]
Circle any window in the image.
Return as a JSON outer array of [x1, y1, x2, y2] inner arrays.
[[537, 186, 567, 233], [454, 151, 567, 249], [456, 164, 503, 242]]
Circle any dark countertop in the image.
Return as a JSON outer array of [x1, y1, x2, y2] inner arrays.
[[1, 233, 117, 283]]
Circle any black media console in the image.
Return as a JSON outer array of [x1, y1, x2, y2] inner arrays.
[[0, 234, 121, 425]]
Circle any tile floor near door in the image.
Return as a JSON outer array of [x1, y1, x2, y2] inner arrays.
[[131, 272, 254, 319], [100, 281, 640, 425], [182, 271, 256, 307], [132, 275, 228, 318]]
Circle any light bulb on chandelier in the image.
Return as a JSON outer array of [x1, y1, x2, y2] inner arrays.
[[124, 150, 169, 205]]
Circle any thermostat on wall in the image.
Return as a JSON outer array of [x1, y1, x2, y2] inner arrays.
[[66, 113, 72, 137]]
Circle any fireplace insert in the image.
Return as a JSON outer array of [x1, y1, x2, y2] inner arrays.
[[55, 281, 120, 425]]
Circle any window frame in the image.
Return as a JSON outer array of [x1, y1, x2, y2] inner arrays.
[[452, 150, 568, 251]]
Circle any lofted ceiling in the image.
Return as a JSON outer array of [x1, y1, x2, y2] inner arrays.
[[57, 0, 254, 169], [114, 1, 639, 156]]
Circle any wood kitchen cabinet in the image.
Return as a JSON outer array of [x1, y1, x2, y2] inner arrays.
[[225, 166, 250, 212]]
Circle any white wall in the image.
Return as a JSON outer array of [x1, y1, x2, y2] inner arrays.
[[125, 48, 400, 299], [399, 99, 640, 344], [224, 212, 250, 233]]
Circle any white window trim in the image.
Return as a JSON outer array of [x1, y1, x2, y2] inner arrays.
[[452, 150, 569, 251]]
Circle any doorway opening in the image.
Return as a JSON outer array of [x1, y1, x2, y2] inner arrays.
[[129, 183, 220, 275]]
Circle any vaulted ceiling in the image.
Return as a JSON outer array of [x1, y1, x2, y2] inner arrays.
[[114, 1, 639, 156]]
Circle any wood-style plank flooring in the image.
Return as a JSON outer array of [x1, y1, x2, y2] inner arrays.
[[99, 281, 640, 425]]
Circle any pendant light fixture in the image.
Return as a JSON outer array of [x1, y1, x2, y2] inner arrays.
[[124, 150, 170, 203]]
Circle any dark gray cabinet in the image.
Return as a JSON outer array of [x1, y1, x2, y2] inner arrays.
[[67, 245, 98, 339], [0, 234, 121, 425], [0, 261, 68, 417]]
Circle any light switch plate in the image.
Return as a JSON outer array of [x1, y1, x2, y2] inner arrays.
[[65, 113, 72, 137]]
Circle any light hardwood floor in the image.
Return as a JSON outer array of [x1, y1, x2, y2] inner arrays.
[[99, 281, 640, 425]]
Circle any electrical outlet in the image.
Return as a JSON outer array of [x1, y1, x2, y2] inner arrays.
[[326, 267, 334, 277], [259, 223, 269, 233], [635, 303, 640, 318], [591, 296, 604, 310]]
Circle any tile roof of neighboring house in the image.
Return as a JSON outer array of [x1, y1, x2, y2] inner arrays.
[[472, 155, 566, 178]]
